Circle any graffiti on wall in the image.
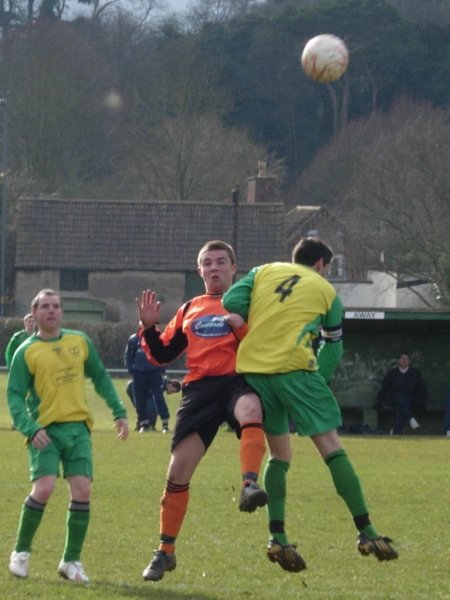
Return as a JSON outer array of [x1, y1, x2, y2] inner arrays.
[[330, 351, 423, 408]]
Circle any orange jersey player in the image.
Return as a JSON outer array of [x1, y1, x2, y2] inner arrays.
[[136, 240, 267, 582], [140, 291, 247, 383]]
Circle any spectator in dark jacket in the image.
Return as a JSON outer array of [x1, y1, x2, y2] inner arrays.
[[124, 333, 170, 433], [375, 351, 427, 435]]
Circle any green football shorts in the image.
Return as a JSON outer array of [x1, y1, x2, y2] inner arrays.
[[245, 370, 342, 437], [28, 421, 93, 482]]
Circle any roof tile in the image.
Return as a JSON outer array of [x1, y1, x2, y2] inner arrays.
[[16, 198, 287, 271]]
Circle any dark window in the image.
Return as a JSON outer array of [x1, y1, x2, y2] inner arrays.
[[329, 254, 346, 281], [60, 269, 89, 291]]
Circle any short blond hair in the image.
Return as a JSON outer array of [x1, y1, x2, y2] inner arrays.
[[197, 240, 236, 266]]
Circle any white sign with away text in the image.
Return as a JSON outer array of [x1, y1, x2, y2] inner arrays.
[[344, 311, 385, 320]]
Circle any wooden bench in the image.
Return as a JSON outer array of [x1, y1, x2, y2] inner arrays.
[[339, 404, 446, 435]]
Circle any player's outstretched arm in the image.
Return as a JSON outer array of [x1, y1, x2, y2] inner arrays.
[[222, 268, 257, 320]]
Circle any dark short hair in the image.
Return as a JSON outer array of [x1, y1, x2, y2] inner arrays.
[[31, 288, 61, 310], [197, 240, 236, 266], [292, 237, 333, 266], [399, 351, 410, 358]]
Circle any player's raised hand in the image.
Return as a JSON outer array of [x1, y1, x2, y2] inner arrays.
[[136, 290, 161, 329]]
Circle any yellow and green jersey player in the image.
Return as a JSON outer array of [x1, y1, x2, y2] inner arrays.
[[5, 312, 36, 369], [8, 327, 125, 439], [7, 288, 128, 583], [223, 237, 398, 571]]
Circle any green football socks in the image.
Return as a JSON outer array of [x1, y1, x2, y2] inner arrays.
[[264, 458, 290, 545], [63, 501, 90, 562], [325, 448, 378, 538], [15, 496, 46, 553]]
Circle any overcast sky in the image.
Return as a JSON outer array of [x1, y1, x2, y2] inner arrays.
[[166, 0, 189, 10], [69, 0, 192, 20]]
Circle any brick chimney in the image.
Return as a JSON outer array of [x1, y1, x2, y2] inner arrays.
[[247, 161, 276, 203]]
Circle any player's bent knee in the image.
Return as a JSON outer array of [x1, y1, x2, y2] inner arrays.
[[235, 393, 263, 422]]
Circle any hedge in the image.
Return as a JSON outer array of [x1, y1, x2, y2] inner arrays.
[[1, 318, 138, 369]]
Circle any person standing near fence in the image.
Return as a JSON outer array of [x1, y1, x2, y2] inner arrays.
[[124, 332, 171, 432], [5, 313, 37, 430]]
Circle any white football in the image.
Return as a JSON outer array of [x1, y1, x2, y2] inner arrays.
[[301, 34, 349, 83]]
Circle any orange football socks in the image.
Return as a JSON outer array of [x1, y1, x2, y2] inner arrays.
[[240, 422, 266, 484], [158, 481, 189, 555]]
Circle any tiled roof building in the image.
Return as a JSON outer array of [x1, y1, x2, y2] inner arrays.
[[12, 169, 364, 322]]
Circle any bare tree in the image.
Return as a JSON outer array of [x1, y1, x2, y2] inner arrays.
[[339, 100, 450, 304], [387, 0, 450, 25], [186, 0, 256, 27], [3, 20, 113, 191], [128, 112, 274, 200], [288, 115, 381, 209], [84, 0, 157, 23], [290, 99, 450, 305], [119, 33, 259, 200], [64, 25, 283, 201]]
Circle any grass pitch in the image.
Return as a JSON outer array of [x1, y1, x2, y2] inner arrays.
[[0, 376, 448, 599]]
